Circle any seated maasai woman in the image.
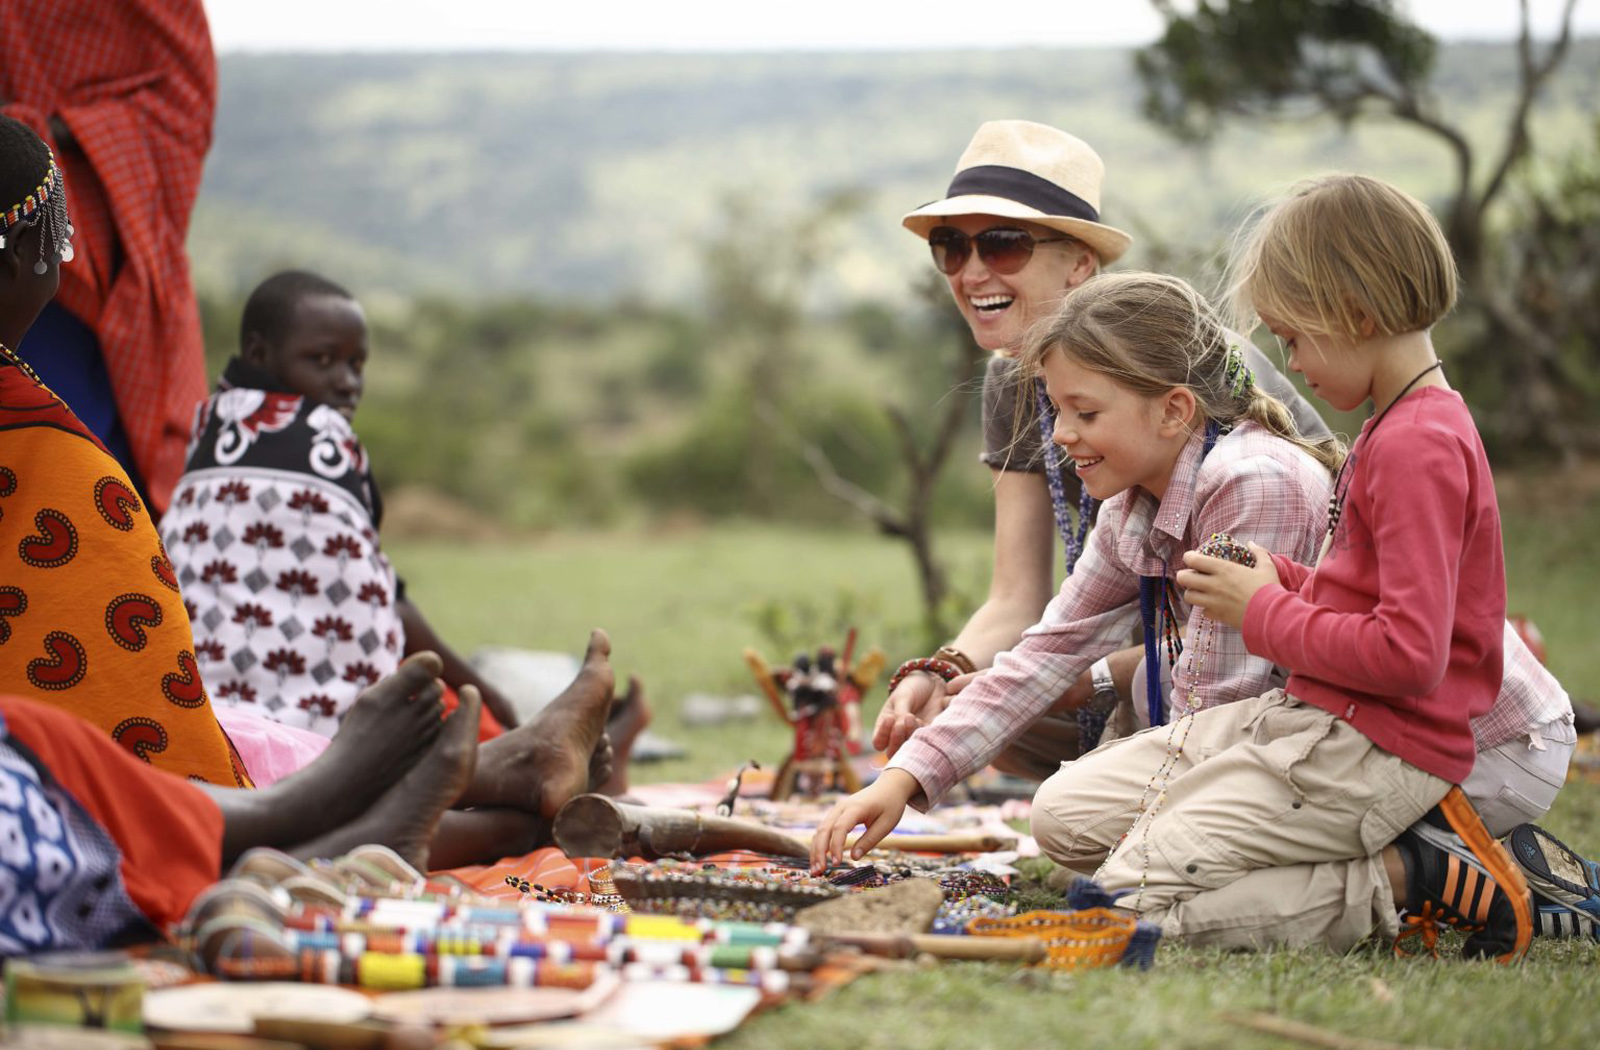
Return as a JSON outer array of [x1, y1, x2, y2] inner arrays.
[[0, 114, 247, 786]]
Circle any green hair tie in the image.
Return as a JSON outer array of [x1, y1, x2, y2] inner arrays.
[[1225, 344, 1255, 398]]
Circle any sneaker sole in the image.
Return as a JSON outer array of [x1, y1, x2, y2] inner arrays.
[[1432, 788, 1533, 963], [1506, 823, 1600, 933]]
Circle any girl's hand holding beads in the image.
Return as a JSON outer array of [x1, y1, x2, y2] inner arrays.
[[1176, 541, 1279, 628], [809, 769, 920, 874]]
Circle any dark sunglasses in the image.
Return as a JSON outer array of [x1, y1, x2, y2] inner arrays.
[[927, 225, 1075, 276]]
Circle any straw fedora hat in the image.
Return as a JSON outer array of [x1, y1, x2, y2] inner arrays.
[[902, 120, 1132, 264]]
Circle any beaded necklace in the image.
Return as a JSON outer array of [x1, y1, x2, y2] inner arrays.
[[1108, 531, 1255, 907], [0, 339, 42, 385], [1137, 419, 1222, 728], [1032, 378, 1097, 576], [1033, 378, 1106, 752], [1325, 361, 1442, 539]]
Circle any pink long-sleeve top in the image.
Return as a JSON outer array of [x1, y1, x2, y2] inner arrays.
[[1243, 388, 1504, 784]]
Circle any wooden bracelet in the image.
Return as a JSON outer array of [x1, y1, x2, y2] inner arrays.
[[933, 645, 977, 676], [887, 657, 962, 694]]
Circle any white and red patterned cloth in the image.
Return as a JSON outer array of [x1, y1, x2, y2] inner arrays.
[[163, 362, 402, 737]]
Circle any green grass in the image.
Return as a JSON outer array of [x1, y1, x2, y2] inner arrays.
[[388, 521, 995, 785], [388, 484, 1600, 1050]]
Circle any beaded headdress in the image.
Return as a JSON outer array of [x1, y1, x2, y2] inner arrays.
[[0, 148, 74, 273]]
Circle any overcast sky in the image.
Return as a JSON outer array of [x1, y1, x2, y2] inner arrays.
[[204, 0, 1598, 52]]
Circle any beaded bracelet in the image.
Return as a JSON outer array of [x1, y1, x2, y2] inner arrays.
[[887, 657, 962, 695], [932, 645, 977, 676]]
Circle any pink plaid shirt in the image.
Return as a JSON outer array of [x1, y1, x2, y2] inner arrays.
[[891, 422, 1333, 805], [1478, 623, 1572, 751]]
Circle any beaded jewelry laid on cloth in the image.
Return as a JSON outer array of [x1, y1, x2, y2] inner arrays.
[[1325, 360, 1443, 539], [0, 148, 74, 273]]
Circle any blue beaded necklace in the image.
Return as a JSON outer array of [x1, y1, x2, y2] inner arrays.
[[1034, 378, 1106, 752], [1032, 379, 1097, 577]]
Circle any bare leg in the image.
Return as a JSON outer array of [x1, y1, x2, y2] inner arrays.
[[203, 653, 447, 859], [286, 686, 482, 871], [458, 630, 615, 818]]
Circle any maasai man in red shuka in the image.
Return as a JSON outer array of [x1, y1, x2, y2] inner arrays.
[[0, 0, 216, 513]]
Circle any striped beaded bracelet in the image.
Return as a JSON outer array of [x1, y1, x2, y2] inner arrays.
[[887, 657, 963, 695]]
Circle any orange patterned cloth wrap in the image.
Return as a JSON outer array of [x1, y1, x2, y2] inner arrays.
[[0, 368, 250, 786]]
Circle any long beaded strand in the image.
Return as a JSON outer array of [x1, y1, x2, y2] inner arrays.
[[1104, 532, 1256, 906], [1033, 379, 1096, 577], [1034, 378, 1109, 753]]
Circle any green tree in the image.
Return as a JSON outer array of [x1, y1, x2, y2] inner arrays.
[[1137, 0, 1586, 458]]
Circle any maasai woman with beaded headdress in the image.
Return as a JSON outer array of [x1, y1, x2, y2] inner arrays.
[[0, 112, 250, 787]]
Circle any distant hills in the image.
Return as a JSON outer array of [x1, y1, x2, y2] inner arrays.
[[190, 42, 1599, 307]]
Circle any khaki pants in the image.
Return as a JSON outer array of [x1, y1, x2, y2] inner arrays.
[[1031, 690, 1449, 952]]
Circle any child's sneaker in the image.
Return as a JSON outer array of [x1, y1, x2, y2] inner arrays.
[[1505, 823, 1600, 939], [1392, 787, 1532, 963], [1535, 901, 1600, 941]]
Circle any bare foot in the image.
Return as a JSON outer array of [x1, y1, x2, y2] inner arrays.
[[597, 674, 651, 797], [589, 734, 615, 795], [459, 630, 614, 818], [289, 686, 481, 870], [213, 653, 447, 860]]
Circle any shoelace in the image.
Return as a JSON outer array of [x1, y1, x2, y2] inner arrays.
[[1394, 900, 1485, 958]]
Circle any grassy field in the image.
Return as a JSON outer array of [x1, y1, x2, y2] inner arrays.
[[388, 475, 1600, 1050]]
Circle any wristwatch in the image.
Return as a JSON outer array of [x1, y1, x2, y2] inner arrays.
[[1087, 657, 1118, 713]]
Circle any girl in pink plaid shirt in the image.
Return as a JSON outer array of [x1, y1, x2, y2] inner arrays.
[[813, 271, 1341, 868]]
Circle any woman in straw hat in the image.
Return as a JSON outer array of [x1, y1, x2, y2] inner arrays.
[[872, 120, 1328, 778]]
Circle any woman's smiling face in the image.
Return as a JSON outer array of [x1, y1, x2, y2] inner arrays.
[[940, 215, 1094, 355]]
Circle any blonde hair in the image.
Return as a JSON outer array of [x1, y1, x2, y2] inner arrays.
[[1017, 271, 1343, 474], [1226, 173, 1458, 340]]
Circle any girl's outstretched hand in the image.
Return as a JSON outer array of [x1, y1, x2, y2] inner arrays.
[[1176, 541, 1280, 629], [809, 769, 921, 874], [871, 672, 948, 757]]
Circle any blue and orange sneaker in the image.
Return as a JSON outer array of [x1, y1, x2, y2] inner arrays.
[[1393, 788, 1533, 963], [1505, 823, 1600, 941]]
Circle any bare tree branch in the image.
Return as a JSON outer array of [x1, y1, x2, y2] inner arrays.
[[1478, 0, 1579, 215]]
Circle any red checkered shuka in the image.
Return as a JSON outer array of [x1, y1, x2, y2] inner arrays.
[[0, 0, 216, 513]]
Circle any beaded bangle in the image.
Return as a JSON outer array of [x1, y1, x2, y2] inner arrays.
[[932, 645, 977, 676], [887, 657, 962, 695]]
